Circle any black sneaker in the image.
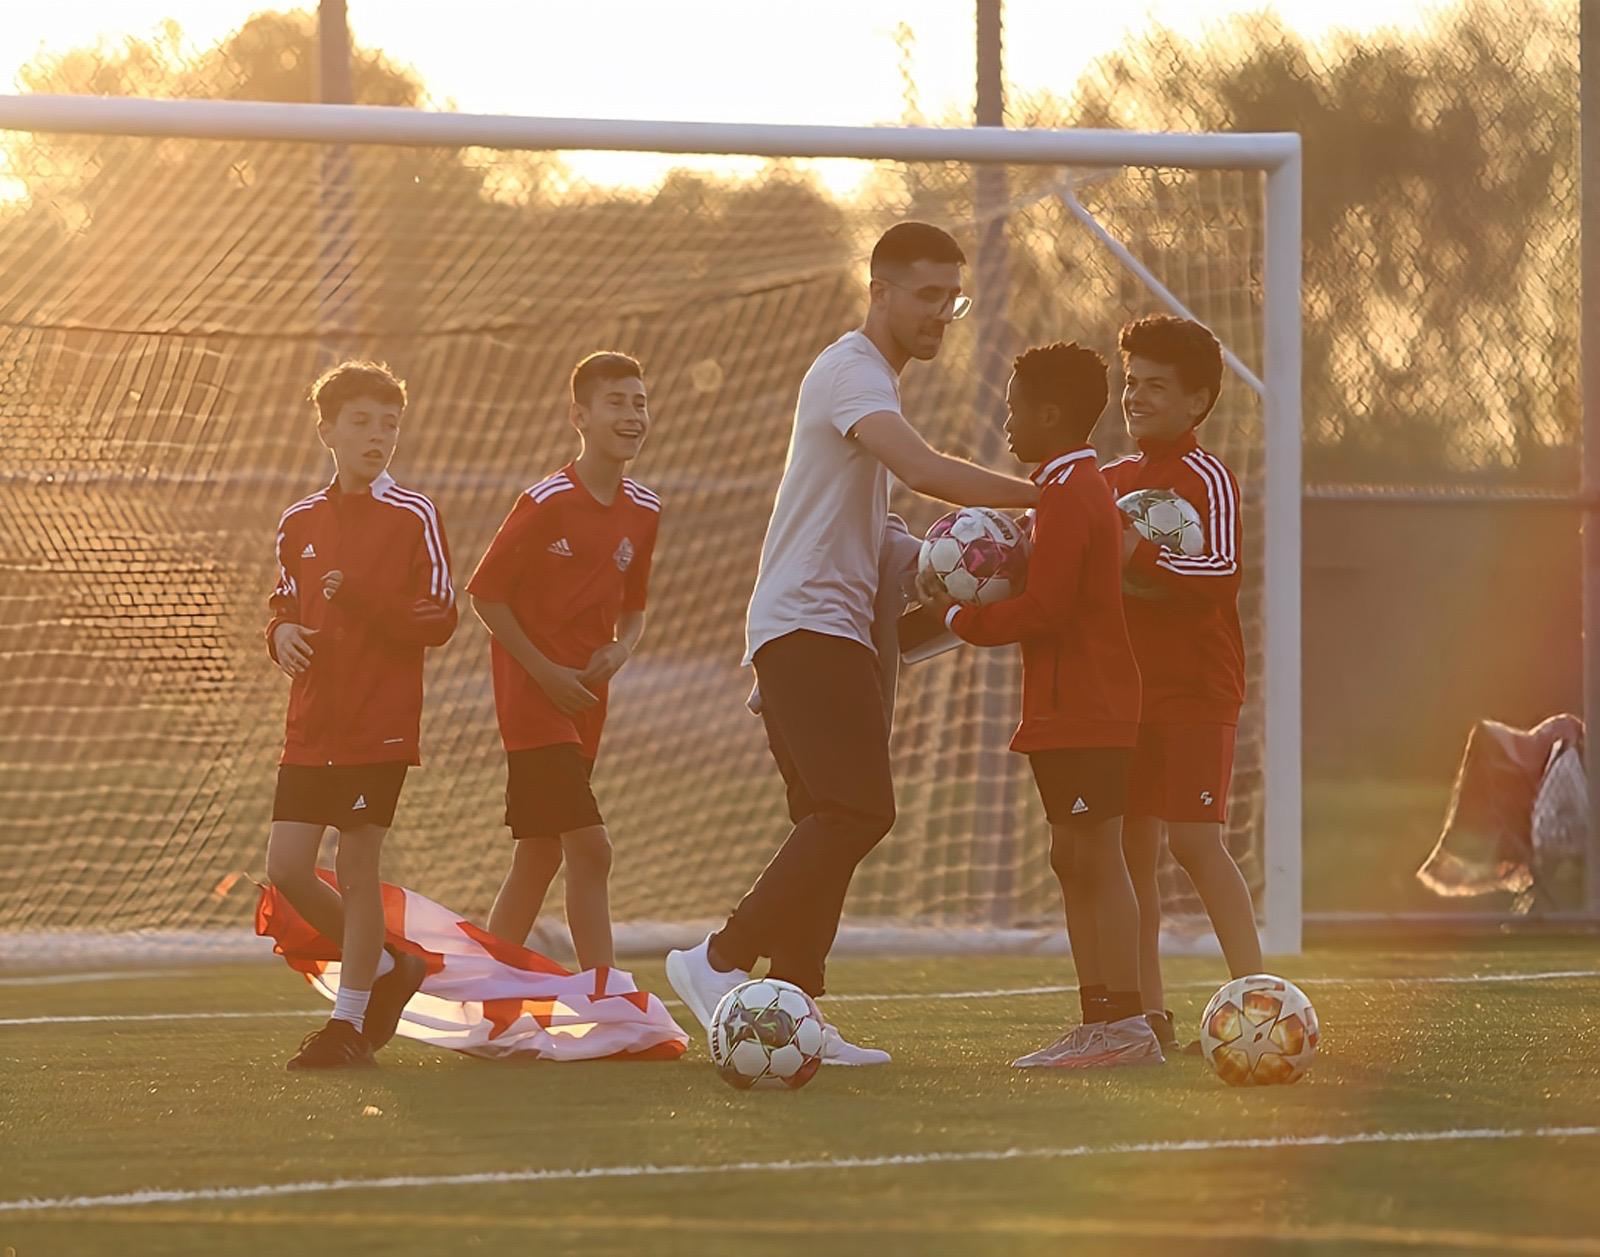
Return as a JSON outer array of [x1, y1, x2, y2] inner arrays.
[[286, 1018, 378, 1070], [364, 947, 427, 1050]]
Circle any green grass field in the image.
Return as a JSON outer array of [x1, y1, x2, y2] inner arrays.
[[4, 941, 1599, 1257]]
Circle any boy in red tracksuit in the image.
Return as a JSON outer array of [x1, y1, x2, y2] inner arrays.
[[264, 361, 458, 1070], [1101, 315, 1262, 1054], [923, 341, 1163, 1070]]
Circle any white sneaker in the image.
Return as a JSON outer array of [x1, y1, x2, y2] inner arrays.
[[663, 934, 747, 1031], [1011, 1024, 1092, 1068], [820, 1023, 891, 1066], [1015, 1015, 1166, 1070]]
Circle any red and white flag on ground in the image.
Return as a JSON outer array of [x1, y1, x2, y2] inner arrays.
[[255, 875, 688, 1061]]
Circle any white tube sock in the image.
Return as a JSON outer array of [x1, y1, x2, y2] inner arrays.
[[332, 986, 371, 1031]]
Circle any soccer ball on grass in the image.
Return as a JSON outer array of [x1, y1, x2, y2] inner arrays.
[[709, 978, 826, 1091], [1199, 973, 1320, 1086]]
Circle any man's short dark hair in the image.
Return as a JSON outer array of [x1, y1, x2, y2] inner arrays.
[[571, 351, 645, 406], [1012, 341, 1109, 439], [869, 221, 966, 276], [309, 360, 406, 424], [1118, 314, 1224, 422]]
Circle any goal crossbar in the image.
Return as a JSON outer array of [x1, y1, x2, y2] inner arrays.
[[0, 93, 1300, 170]]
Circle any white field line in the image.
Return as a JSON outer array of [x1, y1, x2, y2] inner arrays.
[[3, 1124, 1596, 1215], [837, 968, 1600, 1002], [0, 1009, 320, 1026], [0, 969, 209, 988], [3, 966, 1598, 1028], [81, 1206, 1600, 1254]]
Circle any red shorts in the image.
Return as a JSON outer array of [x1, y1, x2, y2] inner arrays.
[[1127, 723, 1236, 823]]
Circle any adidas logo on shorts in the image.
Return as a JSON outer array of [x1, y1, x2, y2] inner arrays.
[[301, 542, 316, 558], [547, 537, 574, 557], [1071, 797, 1089, 815], [351, 794, 367, 811]]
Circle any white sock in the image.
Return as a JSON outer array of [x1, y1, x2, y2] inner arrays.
[[375, 949, 396, 979], [332, 986, 371, 1032]]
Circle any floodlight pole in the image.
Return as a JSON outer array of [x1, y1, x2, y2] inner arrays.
[[1581, 0, 1600, 915], [974, 0, 1009, 421], [317, 0, 357, 358], [317, 0, 352, 105], [973, 0, 1018, 924], [974, 0, 1007, 443]]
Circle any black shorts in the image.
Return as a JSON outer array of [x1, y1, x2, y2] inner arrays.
[[506, 744, 604, 839], [1027, 747, 1133, 827], [272, 762, 408, 831]]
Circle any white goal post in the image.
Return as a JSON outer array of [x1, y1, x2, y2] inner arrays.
[[0, 94, 1302, 959]]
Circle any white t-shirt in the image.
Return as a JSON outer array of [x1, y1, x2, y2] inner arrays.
[[744, 330, 900, 664]]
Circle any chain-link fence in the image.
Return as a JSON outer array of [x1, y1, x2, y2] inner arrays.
[[0, 0, 1584, 926]]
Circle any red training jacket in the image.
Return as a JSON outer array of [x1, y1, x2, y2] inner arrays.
[[946, 447, 1142, 752], [266, 470, 457, 766], [1101, 430, 1245, 725]]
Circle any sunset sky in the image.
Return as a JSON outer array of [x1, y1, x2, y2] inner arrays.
[[1, 1, 1466, 119], [0, 0, 1480, 192]]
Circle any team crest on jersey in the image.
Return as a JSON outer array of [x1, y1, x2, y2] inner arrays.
[[614, 537, 635, 572]]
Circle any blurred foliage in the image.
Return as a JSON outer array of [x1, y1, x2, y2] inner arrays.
[[1034, 0, 1579, 485]]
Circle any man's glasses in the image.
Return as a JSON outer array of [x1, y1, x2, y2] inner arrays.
[[878, 277, 973, 320]]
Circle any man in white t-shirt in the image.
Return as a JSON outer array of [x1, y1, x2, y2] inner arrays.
[[666, 222, 1040, 1064]]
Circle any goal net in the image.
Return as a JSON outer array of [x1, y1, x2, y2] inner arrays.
[[0, 101, 1300, 959]]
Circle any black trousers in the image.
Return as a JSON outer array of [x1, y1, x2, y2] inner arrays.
[[712, 630, 896, 996]]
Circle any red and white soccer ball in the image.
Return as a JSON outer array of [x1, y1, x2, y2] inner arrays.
[[709, 978, 826, 1091], [1199, 973, 1320, 1086], [918, 507, 1030, 607]]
